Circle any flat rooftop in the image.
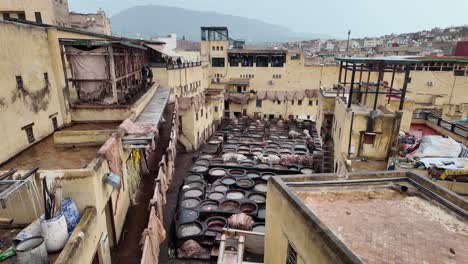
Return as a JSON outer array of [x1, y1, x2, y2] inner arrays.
[[0, 135, 99, 170], [0, 122, 121, 171], [277, 172, 468, 264]]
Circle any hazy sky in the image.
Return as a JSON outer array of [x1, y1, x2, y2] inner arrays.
[[69, 0, 468, 38]]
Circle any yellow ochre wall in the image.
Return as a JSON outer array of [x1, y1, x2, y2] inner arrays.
[[265, 180, 351, 264], [0, 144, 144, 264], [201, 39, 468, 123], [0, 21, 64, 164], [0, 0, 70, 26], [0, 20, 111, 165]]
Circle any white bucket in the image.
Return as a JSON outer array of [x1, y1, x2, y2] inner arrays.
[[13, 219, 41, 246], [40, 213, 69, 253], [16, 236, 48, 264]]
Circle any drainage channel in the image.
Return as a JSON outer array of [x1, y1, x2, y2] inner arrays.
[[171, 118, 323, 262]]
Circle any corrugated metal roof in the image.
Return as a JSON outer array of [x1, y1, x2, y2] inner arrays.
[[335, 56, 420, 65], [145, 44, 182, 58], [336, 56, 468, 64]]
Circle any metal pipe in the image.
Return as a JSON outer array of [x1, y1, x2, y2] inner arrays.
[[407, 178, 467, 217], [347, 112, 355, 156], [389, 65, 397, 104], [286, 177, 408, 187], [20, 167, 39, 181], [338, 61, 343, 84], [343, 62, 349, 85], [364, 66, 371, 106], [0, 169, 17, 181], [348, 64, 356, 108], [399, 65, 411, 110], [373, 63, 383, 110]]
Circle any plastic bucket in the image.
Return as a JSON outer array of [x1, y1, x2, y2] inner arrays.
[[13, 219, 41, 246], [16, 236, 48, 264], [40, 213, 69, 253]]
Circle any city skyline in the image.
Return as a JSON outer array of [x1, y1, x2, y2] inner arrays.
[[70, 0, 468, 38]]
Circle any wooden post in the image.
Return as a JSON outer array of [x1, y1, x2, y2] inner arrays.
[[108, 46, 118, 104]]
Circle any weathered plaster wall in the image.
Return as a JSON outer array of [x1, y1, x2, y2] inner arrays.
[[0, 21, 64, 164], [264, 180, 351, 264]]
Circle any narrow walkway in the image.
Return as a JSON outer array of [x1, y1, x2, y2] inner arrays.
[[112, 105, 173, 263]]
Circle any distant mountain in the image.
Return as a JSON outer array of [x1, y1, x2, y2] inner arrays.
[[110, 5, 328, 43]]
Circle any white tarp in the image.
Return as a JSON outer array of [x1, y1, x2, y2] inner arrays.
[[145, 44, 182, 58], [408, 136, 462, 159], [66, 46, 110, 101], [418, 157, 468, 170]]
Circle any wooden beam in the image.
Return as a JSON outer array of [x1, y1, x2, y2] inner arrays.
[[108, 46, 118, 104]]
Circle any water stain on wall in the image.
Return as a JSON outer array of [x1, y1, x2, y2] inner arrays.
[[10, 84, 50, 113]]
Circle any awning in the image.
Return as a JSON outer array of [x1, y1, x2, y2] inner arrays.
[[228, 78, 250, 85], [145, 44, 182, 58]]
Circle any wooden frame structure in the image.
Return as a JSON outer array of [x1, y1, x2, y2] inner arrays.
[[61, 39, 150, 105]]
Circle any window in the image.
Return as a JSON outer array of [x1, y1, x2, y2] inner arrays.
[[454, 70, 466, 76], [298, 100, 303, 106], [214, 106, 218, 112], [277, 101, 281, 105], [243, 87, 246, 92], [237, 86, 242, 93], [338, 128, 341, 139], [364, 133, 376, 144], [3, 13, 10, 20], [22, 124, 35, 143], [309, 100, 313, 106], [316, 100, 318, 105], [216, 46, 220, 51], [286, 242, 297, 264], [243, 109, 247, 116], [291, 100, 294, 105], [273, 74, 282, 79], [206, 112, 208, 119], [291, 54, 301, 60], [201, 109, 204, 116], [16, 75, 24, 89], [256, 99, 262, 108], [212, 46, 215, 51], [51, 117, 58, 131], [307, 115, 310, 119], [43, 72, 49, 85], [212, 58, 225, 67], [220, 46, 224, 51], [196, 113, 199, 121], [35, 12, 42, 23], [18, 12, 26, 20]]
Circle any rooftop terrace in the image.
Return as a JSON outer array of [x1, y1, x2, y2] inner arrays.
[[271, 171, 468, 264]]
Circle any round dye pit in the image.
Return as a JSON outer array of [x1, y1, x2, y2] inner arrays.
[[177, 222, 202, 238]]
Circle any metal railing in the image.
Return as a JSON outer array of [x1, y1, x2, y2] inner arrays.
[[413, 111, 468, 139], [150, 61, 202, 70]]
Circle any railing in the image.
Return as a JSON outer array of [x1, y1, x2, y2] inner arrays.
[[150, 61, 202, 70], [413, 111, 468, 139]]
